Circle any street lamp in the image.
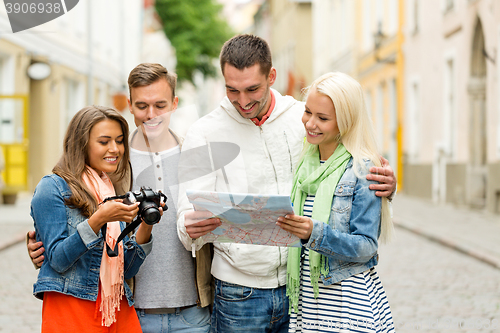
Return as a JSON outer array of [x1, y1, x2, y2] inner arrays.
[[373, 22, 396, 64], [27, 62, 51, 80]]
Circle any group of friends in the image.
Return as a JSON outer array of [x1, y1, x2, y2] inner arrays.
[[27, 34, 397, 333]]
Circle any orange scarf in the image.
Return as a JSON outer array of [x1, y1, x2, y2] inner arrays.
[[82, 166, 124, 327]]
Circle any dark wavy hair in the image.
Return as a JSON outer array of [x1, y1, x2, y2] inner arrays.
[[52, 105, 130, 217]]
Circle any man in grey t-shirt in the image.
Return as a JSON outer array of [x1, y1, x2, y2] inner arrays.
[[125, 63, 211, 332]]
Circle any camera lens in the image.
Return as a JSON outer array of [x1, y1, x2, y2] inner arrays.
[[141, 205, 161, 225]]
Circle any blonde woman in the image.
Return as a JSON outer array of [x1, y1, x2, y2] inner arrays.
[[277, 72, 395, 332], [31, 106, 154, 332]]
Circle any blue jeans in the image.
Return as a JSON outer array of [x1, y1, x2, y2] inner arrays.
[[210, 278, 290, 333], [136, 306, 210, 333]]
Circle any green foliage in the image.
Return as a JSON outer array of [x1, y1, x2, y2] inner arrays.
[[155, 0, 233, 83]]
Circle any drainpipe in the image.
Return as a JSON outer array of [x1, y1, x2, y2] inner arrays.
[[87, 0, 94, 105], [396, 0, 405, 191]]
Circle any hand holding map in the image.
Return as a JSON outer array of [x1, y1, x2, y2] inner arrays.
[[184, 210, 222, 239], [186, 190, 301, 247]]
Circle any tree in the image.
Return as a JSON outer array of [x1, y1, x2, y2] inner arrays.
[[155, 0, 233, 83]]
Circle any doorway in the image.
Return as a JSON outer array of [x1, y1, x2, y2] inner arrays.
[[467, 18, 487, 209]]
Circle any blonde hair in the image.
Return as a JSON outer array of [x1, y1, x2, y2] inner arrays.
[[305, 72, 394, 242], [53, 106, 130, 218]]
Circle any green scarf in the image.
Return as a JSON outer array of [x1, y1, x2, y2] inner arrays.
[[286, 143, 351, 314]]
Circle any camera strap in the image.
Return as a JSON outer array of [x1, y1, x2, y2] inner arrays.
[[100, 217, 143, 257]]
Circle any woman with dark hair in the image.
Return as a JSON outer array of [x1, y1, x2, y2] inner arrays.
[[31, 105, 154, 332]]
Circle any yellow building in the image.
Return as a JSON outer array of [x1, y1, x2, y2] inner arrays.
[[254, 0, 500, 213], [256, 0, 313, 99], [355, 0, 405, 189], [0, 36, 115, 202], [0, 38, 35, 203], [0, 1, 144, 203], [254, 0, 404, 183], [309, 0, 404, 187]]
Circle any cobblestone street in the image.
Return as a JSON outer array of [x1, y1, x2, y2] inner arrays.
[[0, 242, 42, 332], [377, 227, 500, 333]]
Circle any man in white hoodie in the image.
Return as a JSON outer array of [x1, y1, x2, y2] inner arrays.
[[177, 34, 396, 333]]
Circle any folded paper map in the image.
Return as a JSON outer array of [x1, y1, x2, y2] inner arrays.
[[187, 190, 301, 247]]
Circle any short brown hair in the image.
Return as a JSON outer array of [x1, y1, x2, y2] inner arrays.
[[220, 34, 272, 76], [128, 63, 177, 101]]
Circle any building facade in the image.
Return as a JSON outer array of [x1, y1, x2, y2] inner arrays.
[[256, 0, 313, 99], [311, 0, 404, 189], [403, 0, 500, 213], [0, 0, 143, 201], [258, 0, 500, 214]]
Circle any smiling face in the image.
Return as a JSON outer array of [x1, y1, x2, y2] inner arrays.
[[223, 63, 276, 120], [128, 78, 178, 143], [302, 88, 340, 160], [87, 119, 125, 175]]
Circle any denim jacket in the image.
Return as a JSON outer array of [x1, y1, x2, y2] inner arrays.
[[303, 158, 381, 286], [31, 174, 153, 306]]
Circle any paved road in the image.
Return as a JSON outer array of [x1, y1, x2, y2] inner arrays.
[[2, 227, 499, 332], [0, 193, 42, 332], [377, 228, 500, 333], [0, 242, 42, 332]]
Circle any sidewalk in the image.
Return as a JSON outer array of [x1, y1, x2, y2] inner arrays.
[[0, 192, 32, 251], [391, 194, 500, 270]]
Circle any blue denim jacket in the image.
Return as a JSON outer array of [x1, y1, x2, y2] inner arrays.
[[30, 174, 153, 305], [303, 158, 381, 286]]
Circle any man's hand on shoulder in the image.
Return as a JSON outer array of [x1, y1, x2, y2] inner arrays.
[[185, 210, 222, 239], [27, 230, 44, 268], [366, 156, 397, 199]]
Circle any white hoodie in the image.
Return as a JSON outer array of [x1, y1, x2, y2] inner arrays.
[[177, 89, 305, 288]]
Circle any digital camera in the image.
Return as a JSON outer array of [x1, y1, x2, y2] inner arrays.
[[123, 187, 167, 225]]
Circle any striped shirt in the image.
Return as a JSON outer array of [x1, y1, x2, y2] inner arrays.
[[288, 180, 395, 333]]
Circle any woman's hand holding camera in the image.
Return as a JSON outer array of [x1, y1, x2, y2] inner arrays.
[[88, 200, 140, 235], [135, 202, 165, 245], [27, 198, 159, 267]]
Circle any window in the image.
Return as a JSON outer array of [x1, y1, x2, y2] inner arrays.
[[60, 78, 84, 143], [376, 84, 384, 153], [363, 0, 373, 52], [388, 0, 399, 35], [0, 55, 21, 144], [444, 0, 455, 13], [444, 57, 456, 159], [408, 80, 420, 163], [376, 0, 383, 24], [0, 55, 14, 95], [365, 90, 373, 121], [412, 0, 419, 34], [340, 0, 348, 50], [96, 83, 108, 107], [497, 26, 500, 157], [389, 79, 397, 175], [0, 57, 4, 93]]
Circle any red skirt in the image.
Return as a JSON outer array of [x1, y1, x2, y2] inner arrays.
[[41, 290, 142, 333]]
